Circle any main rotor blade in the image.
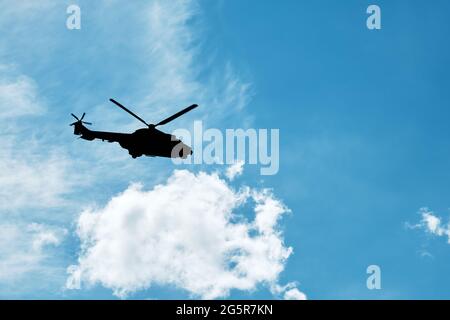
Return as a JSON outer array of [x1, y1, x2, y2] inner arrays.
[[155, 104, 198, 127], [109, 98, 149, 127], [82, 121, 92, 125], [71, 113, 79, 121], [80, 112, 86, 121]]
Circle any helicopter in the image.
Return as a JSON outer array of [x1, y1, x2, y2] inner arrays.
[[70, 99, 198, 159]]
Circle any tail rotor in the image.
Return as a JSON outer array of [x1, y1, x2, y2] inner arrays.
[[70, 113, 92, 126]]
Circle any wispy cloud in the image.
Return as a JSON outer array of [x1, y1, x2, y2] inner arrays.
[[0, 67, 78, 212], [0, 222, 67, 283], [408, 207, 450, 244], [138, 0, 253, 127], [0, 68, 44, 119], [226, 160, 244, 181]]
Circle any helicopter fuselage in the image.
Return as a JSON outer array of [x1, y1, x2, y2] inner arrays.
[[73, 122, 192, 159]]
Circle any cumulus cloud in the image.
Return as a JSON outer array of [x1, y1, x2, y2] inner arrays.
[[0, 222, 67, 282], [409, 208, 450, 244], [67, 168, 305, 299]]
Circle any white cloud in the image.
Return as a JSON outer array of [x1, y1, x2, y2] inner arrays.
[[67, 169, 305, 299], [0, 222, 66, 282], [226, 160, 244, 181], [411, 208, 450, 244], [0, 68, 77, 211], [0, 146, 77, 211], [422, 211, 442, 235], [0, 17, 80, 289], [284, 288, 307, 300], [0, 72, 44, 119], [271, 282, 307, 300]]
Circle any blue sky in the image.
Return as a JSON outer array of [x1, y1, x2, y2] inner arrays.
[[0, 0, 450, 299]]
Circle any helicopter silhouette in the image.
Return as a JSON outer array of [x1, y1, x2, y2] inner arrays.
[[70, 99, 198, 159]]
